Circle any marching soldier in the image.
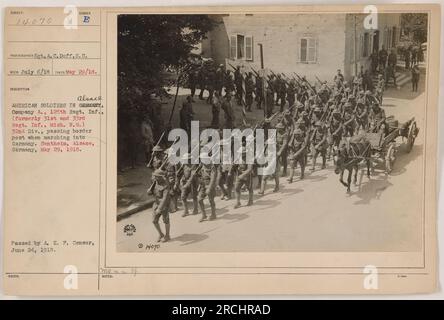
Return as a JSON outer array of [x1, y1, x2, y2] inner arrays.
[[179, 153, 199, 217], [149, 169, 171, 243], [234, 66, 243, 105], [311, 121, 328, 171], [217, 136, 234, 200], [196, 154, 218, 222], [255, 75, 264, 109], [287, 128, 307, 183], [234, 147, 254, 208], [266, 84, 275, 117], [206, 67, 216, 104], [164, 148, 179, 213], [342, 102, 356, 137], [245, 72, 255, 112]]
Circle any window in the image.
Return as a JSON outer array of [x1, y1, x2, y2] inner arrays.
[[245, 36, 253, 60], [230, 35, 237, 59], [237, 35, 245, 59], [300, 37, 317, 63], [350, 36, 355, 63], [392, 27, 397, 47], [363, 33, 369, 57], [229, 34, 253, 61]]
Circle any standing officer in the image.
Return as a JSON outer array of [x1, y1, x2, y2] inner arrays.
[[287, 128, 307, 183], [222, 92, 235, 129], [234, 66, 243, 105], [234, 147, 254, 208], [255, 75, 264, 109], [311, 121, 328, 171], [149, 169, 171, 243], [245, 72, 255, 112], [215, 64, 225, 96], [179, 153, 199, 217]]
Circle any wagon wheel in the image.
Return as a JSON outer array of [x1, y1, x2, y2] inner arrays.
[[385, 143, 396, 174], [406, 121, 418, 153]]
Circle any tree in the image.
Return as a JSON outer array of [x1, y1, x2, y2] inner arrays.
[[117, 14, 216, 169]]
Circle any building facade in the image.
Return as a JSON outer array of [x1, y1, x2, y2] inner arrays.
[[201, 13, 401, 82]]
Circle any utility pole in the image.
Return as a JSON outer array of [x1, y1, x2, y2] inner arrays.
[[258, 43, 266, 117], [258, 43, 264, 69], [354, 15, 358, 76]]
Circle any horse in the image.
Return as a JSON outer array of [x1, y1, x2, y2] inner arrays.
[[334, 135, 372, 193]]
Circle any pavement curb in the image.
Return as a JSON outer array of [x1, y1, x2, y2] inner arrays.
[[117, 199, 155, 221]]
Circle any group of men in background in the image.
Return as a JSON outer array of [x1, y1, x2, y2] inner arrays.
[[148, 59, 392, 243]]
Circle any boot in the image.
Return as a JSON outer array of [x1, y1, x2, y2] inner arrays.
[[234, 191, 242, 208], [209, 202, 216, 220], [259, 179, 266, 195], [162, 223, 170, 242]]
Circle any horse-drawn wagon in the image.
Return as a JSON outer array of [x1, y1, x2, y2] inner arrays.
[[334, 116, 419, 192]]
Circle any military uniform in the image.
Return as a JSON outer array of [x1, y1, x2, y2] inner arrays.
[[260, 123, 288, 194], [245, 73, 255, 112], [234, 152, 254, 208], [149, 169, 171, 242], [342, 103, 356, 137], [180, 159, 199, 217], [311, 122, 328, 171]]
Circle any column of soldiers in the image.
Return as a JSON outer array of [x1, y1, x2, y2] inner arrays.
[[148, 62, 387, 243]]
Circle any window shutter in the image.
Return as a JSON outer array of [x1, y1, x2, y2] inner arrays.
[[308, 37, 316, 62], [230, 35, 237, 59], [315, 38, 319, 63], [245, 36, 253, 61]]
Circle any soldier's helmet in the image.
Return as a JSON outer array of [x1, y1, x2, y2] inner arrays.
[[153, 169, 166, 178], [344, 102, 352, 110], [348, 94, 355, 100], [153, 145, 164, 152], [357, 99, 365, 106], [181, 153, 191, 161], [313, 105, 321, 112], [315, 121, 323, 127], [378, 74, 383, 79], [340, 98, 347, 104], [294, 128, 303, 136], [344, 87, 351, 93], [275, 122, 285, 129]]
